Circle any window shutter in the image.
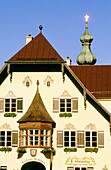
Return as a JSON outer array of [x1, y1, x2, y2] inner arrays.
[[17, 98, 23, 113], [72, 98, 78, 113], [57, 131, 63, 147], [67, 168, 74, 170], [77, 131, 84, 148], [12, 130, 18, 147], [98, 131, 104, 148], [0, 98, 4, 113], [53, 98, 59, 113]]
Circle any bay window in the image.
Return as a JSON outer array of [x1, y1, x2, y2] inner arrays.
[[20, 129, 51, 147]]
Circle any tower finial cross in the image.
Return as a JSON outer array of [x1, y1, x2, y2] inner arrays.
[[84, 14, 89, 24]]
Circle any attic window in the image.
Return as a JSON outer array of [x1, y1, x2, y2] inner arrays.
[[26, 81, 30, 87], [47, 81, 50, 87]]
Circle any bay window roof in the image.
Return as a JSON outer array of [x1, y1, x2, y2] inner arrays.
[[17, 83, 55, 127]]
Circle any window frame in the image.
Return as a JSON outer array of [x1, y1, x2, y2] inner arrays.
[[4, 97, 23, 113], [85, 130, 98, 148], [60, 97, 72, 113], [0, 131, 12, 147], [20, 129, 51, 148], [67, 167, 94, 170], [63, 130, 76, 148]]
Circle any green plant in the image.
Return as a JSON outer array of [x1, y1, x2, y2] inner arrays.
[[4, 113, 17, 117], [0, 146, 12, 152], [41, 147, 56, 155], [17, 147, 27, 153], [85, 148, 98, 153], [64, 147, 77, 152], [59, 113, 72, 118]]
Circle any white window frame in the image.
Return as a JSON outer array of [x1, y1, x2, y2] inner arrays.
[[4, 97, 17, 113], [64, 130, 76, 148], [0, 131, 12, 147], [60, 97, 72, 113], [67, 167, 94, 170], [21, 129, 27, 147], [85, 131, 98, 148], [28, 129, 40, 146]]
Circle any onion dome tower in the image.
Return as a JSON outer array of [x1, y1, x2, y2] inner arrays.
[[76, 15, 97, 65]]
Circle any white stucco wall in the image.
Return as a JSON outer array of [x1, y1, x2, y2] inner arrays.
[[0, 72, 111, 170]]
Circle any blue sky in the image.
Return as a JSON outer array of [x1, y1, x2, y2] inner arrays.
[[0, 0, 111, 68]]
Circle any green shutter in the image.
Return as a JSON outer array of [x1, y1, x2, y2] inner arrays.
[[77, 131, 84, 148], [53, 98, 59, 113], [12, 130, 18, 147], [17, 98, 23, 113], [0, 98, 4, 113], [57, 131, 63, 147]]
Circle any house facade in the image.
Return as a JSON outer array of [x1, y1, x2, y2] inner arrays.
[[0, 21, 111, 170]]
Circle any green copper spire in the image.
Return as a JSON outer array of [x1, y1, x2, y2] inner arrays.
[[76, 15, 97, 65]]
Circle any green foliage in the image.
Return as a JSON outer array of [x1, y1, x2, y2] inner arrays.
[[4, 113, 17, 117], [0, 147, 12, 152], [85, 148, 98, 153], [59, 113, 72, 118], [41, 147, 56, 155], [17, 147, 27, 153], [64, 147, 77, 152]]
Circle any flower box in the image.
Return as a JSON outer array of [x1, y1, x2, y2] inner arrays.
[[85, 148, 98, 153], [17, 147, 27, 153], [4, 113, 17, 117], [59, 113, 72, 118], [41, 147, 56, 158], [64, 147, 77, 152], [0, 147, 12, 152], [17, 147, 27, 159]]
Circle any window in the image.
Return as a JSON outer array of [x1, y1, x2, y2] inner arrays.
[[60, 99, 71, 112], [0, 131, 11, 146], [53, 98, 78, 113], [85, 131, 97, 147], [5, 98, 23, 113], [47, 81, 50, 87], [57, 130, 104, 148], [26, 81, 30, 87], [0, 166, 7, 170], [21, 130, 27, 147], [64, 131, 76, 147], [20, 129, 51, 147], [67, 168, 94, 170]]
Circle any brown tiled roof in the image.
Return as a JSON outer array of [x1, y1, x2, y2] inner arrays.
[[70, 65, 111, 98], [8, 33, 64, 62], [18, 88, 55, 124]]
